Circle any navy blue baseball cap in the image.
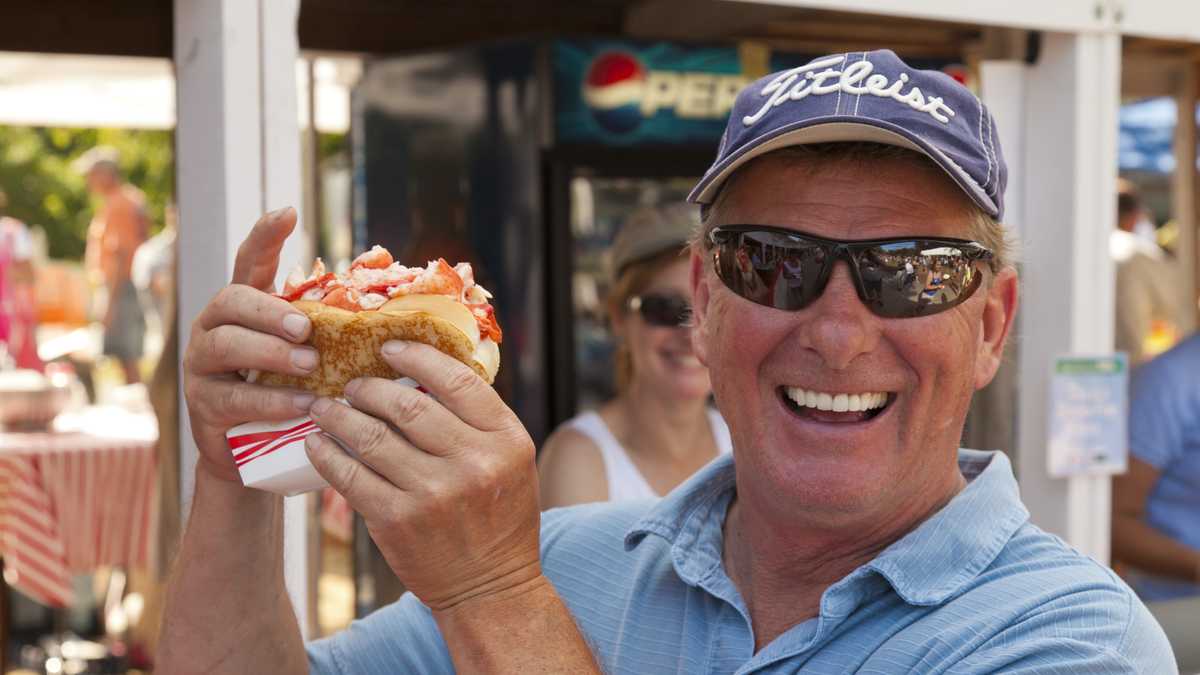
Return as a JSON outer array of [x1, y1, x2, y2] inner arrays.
[[688, 50, 1007, 221]]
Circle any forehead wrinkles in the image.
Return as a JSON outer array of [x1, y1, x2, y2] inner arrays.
[[712, 154, 974, 236]]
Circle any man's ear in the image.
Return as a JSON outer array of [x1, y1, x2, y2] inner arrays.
[[975, 267, 1019, 390], [690, 248, 711, 367]]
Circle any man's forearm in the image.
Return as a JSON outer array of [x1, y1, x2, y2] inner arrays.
[[1112, 514, 1200, 582], [434, 574, 602, 674], [158, 465, 308, 675]]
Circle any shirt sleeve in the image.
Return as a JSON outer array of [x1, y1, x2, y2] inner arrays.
[[1128, 353, 1190, 471], [306, 508, 585, 674], [11, 225, 32, 261], [306, 592, 454, 675], [945, 587, 1176, 675]]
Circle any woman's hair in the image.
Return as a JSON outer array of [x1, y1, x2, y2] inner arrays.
[[608, 246, 689, 392]]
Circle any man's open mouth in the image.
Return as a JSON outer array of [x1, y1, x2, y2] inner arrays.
[[779, 386, 894, 424]]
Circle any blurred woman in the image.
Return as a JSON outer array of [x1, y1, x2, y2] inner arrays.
[[0, 188, 41, 371], [538, 207, 731, 507]]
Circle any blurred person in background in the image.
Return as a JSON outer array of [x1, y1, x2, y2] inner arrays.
[[1113, 332, 1200, 601], [132, 201, 176, 348], [538, 206, 731, 507], [0, 186, 42, 371], [77, 146, 149, 384], [1111, 179, 1179, 364]]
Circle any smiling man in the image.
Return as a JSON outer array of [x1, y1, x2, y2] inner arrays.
[[161, 50, 1175, 674]]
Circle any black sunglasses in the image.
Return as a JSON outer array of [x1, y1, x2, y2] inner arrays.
[[627, 293, 692, 327], [705, 225, 994, 319]]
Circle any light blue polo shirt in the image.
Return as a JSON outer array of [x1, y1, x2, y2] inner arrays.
[[307, 450, 1175, 673], [1128, 333, 1200, 601]]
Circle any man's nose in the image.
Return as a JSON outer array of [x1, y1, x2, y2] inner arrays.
[[795, 261, 880, 371]]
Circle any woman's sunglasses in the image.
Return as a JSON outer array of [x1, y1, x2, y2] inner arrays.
[[627, 293, 692, 328], [705, 225, 994, 319]]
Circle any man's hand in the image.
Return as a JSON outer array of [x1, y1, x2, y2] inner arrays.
[[304, 340, 542, 611], [181, 207, 318, 482], [162, 207, 313, 675]]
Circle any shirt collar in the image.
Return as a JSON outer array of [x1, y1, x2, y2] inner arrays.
[[625, 449, 1030, 605]]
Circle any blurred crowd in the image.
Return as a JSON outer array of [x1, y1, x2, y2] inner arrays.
[[0, 145, 175, 397], [1110, 180, 1200, 614]]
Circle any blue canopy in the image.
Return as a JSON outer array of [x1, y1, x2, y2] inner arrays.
[[1118, 97, 1198, 173]]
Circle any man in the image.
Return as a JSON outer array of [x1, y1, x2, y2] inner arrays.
[[78, 146, 149, 384], [161, 50, 1175, 673], [131, 202, 176, 344], [1111, 181, 1181, 364], [1113, 331, 1200, 601]]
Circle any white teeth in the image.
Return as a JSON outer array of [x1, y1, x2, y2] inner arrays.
[[832, 394, 848, 412], [784, 387, 889, 413]]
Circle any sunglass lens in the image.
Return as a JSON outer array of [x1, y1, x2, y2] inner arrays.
[[714, 231, 827, 311], [856, 242, 985, 318], [639, 295, 691, 327]]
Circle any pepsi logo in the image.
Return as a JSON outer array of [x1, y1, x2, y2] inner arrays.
[[583, 52, 646, 133]]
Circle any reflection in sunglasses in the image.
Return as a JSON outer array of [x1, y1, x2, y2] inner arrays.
[[706, 225, 993, 319]]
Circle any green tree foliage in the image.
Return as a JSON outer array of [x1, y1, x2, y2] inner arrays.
[[0, 125, 174, 260]]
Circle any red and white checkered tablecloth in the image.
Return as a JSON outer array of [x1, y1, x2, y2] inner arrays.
[[0, 407, 158, 607]]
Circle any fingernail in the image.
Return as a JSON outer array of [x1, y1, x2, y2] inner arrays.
[[282, 313, 310, 340], [344, 378, 362, 398], [305, 431, 325, 451], [291, 348, 318, 372], [293, 393, 315, 411], [382, 340, 407, 356], [310, 398, 332, 416], [268, 206, 291, 221]]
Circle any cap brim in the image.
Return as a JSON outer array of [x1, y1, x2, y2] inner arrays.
[[687, 119, 999, 219]]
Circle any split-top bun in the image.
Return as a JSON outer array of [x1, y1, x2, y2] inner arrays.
[[257, 247, 502, 397]]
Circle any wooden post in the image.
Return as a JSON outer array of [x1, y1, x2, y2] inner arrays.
[[1, 557, 8, 674], [1175, 61, 1199, 331]]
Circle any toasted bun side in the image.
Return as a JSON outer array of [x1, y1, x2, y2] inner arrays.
[[258, 300, 494, 397]]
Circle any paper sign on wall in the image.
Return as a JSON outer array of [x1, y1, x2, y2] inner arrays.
[[1047, 354, 1128, 478]]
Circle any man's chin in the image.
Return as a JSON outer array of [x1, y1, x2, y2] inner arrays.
[[748, 458, 899, 520]]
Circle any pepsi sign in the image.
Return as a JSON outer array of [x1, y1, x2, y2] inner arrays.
[[581, 51, 747, 134], [554, 41, 958, 148], [556, 40, 761, 146]]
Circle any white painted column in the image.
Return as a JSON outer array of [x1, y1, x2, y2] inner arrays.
[[979, 61, 1026, 242], [174, 0, 311, 636], [1015, 31, 1121, 563]]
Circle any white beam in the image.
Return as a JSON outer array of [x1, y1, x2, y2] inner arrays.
[[260, 0, 312, 640], [979, 61, 1026, 241], [1118, 0, 1200, 43], [175, 0, 262, 516], [174, 0, 311, 637], [723, 0, 1108, 34], [1015, 31, 1121, 563]]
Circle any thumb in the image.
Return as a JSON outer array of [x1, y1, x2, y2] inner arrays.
[[231, 207, 298, 290]]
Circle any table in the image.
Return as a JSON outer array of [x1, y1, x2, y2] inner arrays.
[[0, 406, 158, 607]]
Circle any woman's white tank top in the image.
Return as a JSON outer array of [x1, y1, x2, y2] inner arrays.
[[562, 408, 733, 502]]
